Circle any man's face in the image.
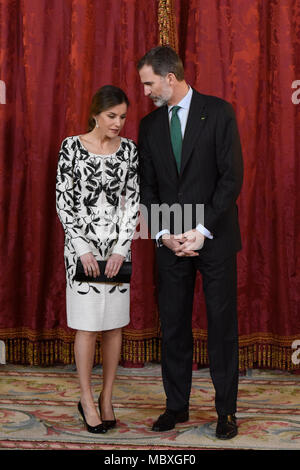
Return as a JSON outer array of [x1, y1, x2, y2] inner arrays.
[[139, 65, 172, 107]]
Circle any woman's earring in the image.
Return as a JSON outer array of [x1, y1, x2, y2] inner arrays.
[[95, 118, 99, 128]]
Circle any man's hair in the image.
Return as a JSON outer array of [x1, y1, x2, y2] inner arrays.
[[137, 46, 184, 81]]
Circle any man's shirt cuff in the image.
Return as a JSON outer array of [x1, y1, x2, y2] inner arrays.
[[196, 224, 213, 239], [155, 229, 170, 241]]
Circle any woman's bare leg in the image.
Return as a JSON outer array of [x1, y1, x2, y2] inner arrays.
[[100, 327, 122, 420], [74, 330, 102, 426]]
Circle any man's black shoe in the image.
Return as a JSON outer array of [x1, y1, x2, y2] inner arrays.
[[151, 409, 189, 432], [216, 414, 238, 439]]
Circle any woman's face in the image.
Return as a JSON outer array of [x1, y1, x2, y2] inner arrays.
[[94, 102, 127, 138]]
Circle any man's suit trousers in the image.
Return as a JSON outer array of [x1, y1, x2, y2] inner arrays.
[[157, 250, 239, 416]]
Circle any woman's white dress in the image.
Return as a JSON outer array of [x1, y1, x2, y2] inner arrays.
[[56, 136, 139, 331]]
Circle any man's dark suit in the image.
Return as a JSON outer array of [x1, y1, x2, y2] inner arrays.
[[138, 89, 243, 416]]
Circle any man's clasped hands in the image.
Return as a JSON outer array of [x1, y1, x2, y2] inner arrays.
[[161, 229, 205, 257]]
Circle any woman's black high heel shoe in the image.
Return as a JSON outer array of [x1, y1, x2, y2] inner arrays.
[[78, 401, 107, 434], [98, 393, 117, 430]]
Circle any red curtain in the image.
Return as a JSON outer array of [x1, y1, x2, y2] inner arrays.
[[0, 0, 299, 370], [0, 0, 159, 365], [175, 0, 300, 370]]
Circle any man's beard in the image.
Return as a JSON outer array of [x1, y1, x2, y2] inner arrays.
[[151, 96, 168, 107], [150, 84, 172, 107]]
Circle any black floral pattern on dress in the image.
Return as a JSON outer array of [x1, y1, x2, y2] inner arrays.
[[56, 136, 139, 295]]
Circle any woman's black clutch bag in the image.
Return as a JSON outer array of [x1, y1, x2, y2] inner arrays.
[[74, 260, 132, 283]]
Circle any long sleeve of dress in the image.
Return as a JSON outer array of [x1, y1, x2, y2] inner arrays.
[[112, 143, 140, 258], [56, 138, 92, 257]]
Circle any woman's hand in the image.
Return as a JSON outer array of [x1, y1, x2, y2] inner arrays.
[[105, 253, 125, 279], [80, 252, 100, 278]]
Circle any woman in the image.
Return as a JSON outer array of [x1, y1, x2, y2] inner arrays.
[[56, 85, 139, 433]]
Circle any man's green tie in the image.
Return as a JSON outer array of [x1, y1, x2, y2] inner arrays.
[[170, 105, 182, 173]]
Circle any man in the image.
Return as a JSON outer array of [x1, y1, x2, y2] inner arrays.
[[137, 46, 243, 439]]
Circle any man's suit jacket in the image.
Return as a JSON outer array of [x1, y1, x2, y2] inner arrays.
[[138, 89, 243, 262]]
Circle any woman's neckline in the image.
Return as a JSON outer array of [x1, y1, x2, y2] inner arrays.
[[77, 135, 123, 156]]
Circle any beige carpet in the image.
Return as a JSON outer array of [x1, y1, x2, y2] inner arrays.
[[0, 363, 299, 450]]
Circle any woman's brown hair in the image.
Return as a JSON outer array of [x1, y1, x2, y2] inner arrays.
[[88, 85, 130, 131]]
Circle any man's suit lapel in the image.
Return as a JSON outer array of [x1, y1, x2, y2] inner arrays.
[[180, 91, 207, 177]]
